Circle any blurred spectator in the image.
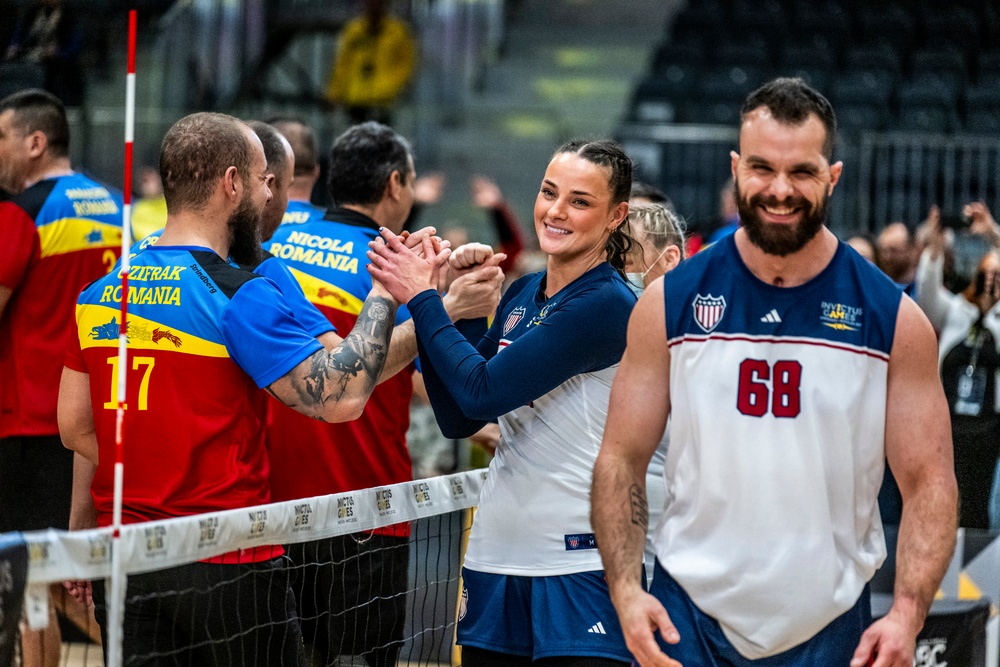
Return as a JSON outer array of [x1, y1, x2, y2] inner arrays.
[[624, 201, 685, 295], [324, 0, 416, 125], [630, 180, 675, 211], [877, 221, 917, 288], [407, 174, 527, 276], [701, 177, 740, 249], [130, 165, 167, 241], [846, 232, 879, 265], [4, 0, 84, 105], [266, 116, 327, 224], [0, 87, 121, 666], [469, 174, 526, 274], [915, 203, 1000, 530]]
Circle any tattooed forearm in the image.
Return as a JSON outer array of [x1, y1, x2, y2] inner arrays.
[[284, 296, 395, 417], [629, 484, 648, 528]]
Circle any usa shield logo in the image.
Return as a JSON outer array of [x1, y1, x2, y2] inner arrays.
[[503, 306, 526, 335], [692, 294, 727, 333]]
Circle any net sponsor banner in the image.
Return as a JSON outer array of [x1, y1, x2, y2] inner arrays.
[[21, 469, 487, 583], [0, 533, 28, 667]]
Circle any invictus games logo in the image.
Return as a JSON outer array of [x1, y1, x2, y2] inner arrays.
[[820, 301, 863, 332], [375, 489, 394, 515], [28, 542, 51, 565], [337, 496, 356, 522], [198, 517, 219, 548], [247, 510, 267, 538], [528, 303, 554, 328], [412, 482, 432, 506], [914, 638, 947, 667], [293, 503, 313, 532], [449, 477, 466, 499], [144, 526, 166, 557], [88, 535, 110, 563]]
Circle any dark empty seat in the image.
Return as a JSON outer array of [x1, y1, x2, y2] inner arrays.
[[679, 100, 741, 126], [698, 65, 767, 103], [792, 1, 851, 40], [910, 48, 968, 82], [844, 43, 901, 75], [975, 49, 1000, 82], [921, 7, 980, 51], [963, 110, 1000, 134], [0, 62, 45, 100], [652, 39, 706, 70], [713, 41, 772, 69], [898, 73, 960, 107], [830, 69, 896, 106], [837, 103, 888, 132], [781, 66, 831, 94], [857, 6, 915, 54], [648, 62, 700, 99], [673, 0, 728, 33], [780, 44, 836, 71], [790, 28, 848, 55], [730, 0, 788, 41], [965, 82, 1000, 110], [894, 106, 955, 133]]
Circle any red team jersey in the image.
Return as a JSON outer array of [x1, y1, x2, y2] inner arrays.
[[0, 175, 123, 438], [66, 246, 322, 563], [265, 209, 414, 535]]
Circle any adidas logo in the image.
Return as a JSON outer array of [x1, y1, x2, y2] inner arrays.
[[760, 309, 782, 323], [587, 621, 607, 635]]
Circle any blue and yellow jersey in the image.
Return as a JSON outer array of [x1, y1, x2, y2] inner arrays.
[[264, 208, 414, 521], [0, 174, 123, 437], [66, 245, 321, 531], [126, 230, 333, 339], [280, 199, 326, 226]]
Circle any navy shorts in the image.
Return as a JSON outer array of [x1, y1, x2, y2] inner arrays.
[[648, 561, 872, 666], [458, 567, 635, 663]]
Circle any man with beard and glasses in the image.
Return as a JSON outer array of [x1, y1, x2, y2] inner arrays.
[[57, 112, 437, 666], [592, 78, 958, 667]]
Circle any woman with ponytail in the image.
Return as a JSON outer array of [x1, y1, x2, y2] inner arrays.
[[368, 139, 639, 666]]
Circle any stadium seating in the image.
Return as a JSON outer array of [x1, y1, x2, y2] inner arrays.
[[627, 0, 1000, 136]]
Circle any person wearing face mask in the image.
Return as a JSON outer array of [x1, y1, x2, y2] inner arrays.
[[916, 203, 1000, 530], [624, 203, 686, 297], [623, 203, 686, 588]]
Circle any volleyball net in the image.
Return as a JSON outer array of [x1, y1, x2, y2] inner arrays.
[[4, 469, 486, 666]]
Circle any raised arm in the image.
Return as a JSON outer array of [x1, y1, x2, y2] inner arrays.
[[591, 280, 682, 667], [913, 208, 955, 331], [376, 261, 504, 383], [851, 296, 957, 667]]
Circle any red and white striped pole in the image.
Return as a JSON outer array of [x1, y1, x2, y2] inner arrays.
[[108, 10, 136, 666]]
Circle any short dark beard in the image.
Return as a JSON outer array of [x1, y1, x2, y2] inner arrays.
[[227, 189, 264, 267], [736, 179, 828, 257]]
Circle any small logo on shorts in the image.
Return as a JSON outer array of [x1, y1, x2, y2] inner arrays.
[[459, 587, 468, 621], [587, 622, 607, 635]]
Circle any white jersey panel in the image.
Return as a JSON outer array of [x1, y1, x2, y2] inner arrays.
[[657, 335, 888, 657], [651, 234, 903, 659], [464, 365, 617, 576]]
